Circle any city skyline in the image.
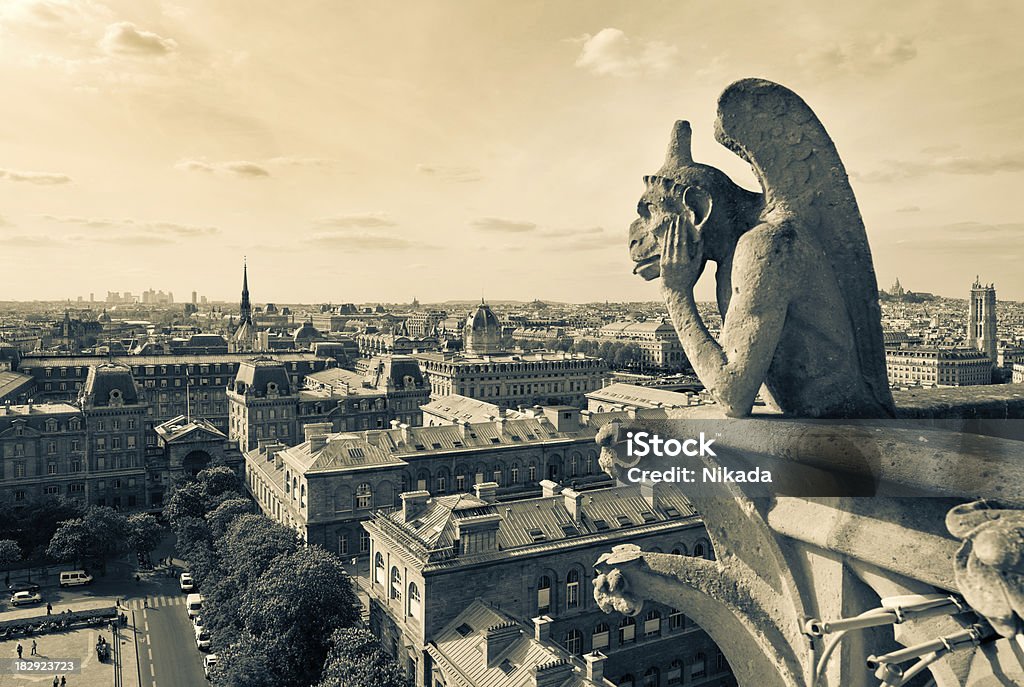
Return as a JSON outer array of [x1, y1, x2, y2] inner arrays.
[[1, 1, 1022, 302]]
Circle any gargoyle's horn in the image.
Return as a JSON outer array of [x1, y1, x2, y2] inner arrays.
[[659, 120, 694, 174]]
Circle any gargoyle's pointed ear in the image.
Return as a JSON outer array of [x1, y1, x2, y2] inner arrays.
[[683, 185, 712, 227], [662, 121, 694, 172]]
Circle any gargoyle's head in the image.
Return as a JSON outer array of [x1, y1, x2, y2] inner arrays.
[[630, 120, 759, 280]]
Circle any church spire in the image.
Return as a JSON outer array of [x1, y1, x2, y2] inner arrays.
[[239, 258, 252, 325]]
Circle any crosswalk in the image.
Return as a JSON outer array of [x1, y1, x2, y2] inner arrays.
[[124, 594, 186, 610]]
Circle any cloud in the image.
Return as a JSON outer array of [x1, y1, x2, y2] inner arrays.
[[541, 226, 605, 238], [853, 151, 1024, 183], [416, 164, 482, 183], [314, 213, 397, 229], [799, 34, 916, 75], [221, 161, 269, 177], [470, 217, 537, 233], [3, 234, 55, 247], [175, 159, 270, 178], [572, 28, 677, 77], [99, 21, 177, 56], [40, 214, 219, 239], [266, 156, 338, 168], [0, 168, 72, 185], [303, 232, 435, 252]]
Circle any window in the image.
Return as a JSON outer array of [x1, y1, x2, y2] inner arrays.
[[510, 465, 519, 483], [617, 676, 634, 687], [47, 463, 58, 476], [455, 475, 465, 492], [96, 438, 105, 451], [14, 462, 25, 478], [669, 608, 685, 630], [566, 569, 580, 609], [360, 531, 370, 553], [15, 490, 26, 502], [644, 610, 661, 638], [71, 460, 81, 473], [564, 629, 582, 655], [111, 437, 121, 450], [592, 622, 610, 651], [390, 567, 402, 601], [374, 553, 385, 585], [338, 534, 348, 556], [643, 667, 660, 687], [618, 616, 636, 645], [127, 436, 135, 448], [492, 469, 501, 485], [693, 542, 706, 558], [690, 653, 707, 680], [300, 484, 306, 508], [355, 483, 372, 509], [667, 661, 682, 685], [408, 581, 421, 619], [437, 476, 446, 494], [528, 464, 537, 482], [127, 419, 136, 430], [537, 576, 551, 613]]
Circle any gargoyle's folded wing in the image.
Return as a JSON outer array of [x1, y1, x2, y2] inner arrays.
[[714, 78, 894, 417]]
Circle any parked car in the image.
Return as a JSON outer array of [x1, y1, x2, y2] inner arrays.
[[195, 629, 212, 651], [59, 570, 93, 587], [179, 572, 194, 592], [7, 582, 40, 594], [203, 654, 218, 679], [10, 590, 42, 606], [192, 615, 206, 632]]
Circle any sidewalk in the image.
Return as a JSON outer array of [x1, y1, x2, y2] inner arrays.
[[115, 612, 140, 687], [0, 627, 113, 687]]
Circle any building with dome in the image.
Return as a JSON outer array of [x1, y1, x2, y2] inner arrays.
[[416, 302, 607, 410]]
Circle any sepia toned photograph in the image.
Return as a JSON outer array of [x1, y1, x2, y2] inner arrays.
[[0, 2, 1022, 686]]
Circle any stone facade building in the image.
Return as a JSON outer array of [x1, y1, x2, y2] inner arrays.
[[585, 383, 698, 413], [581, 320, 689, 372], [363, 481, 734, 687], [885, 346, 993, 387], [243, 408, 611, 558], [967, 277, 997, 366]]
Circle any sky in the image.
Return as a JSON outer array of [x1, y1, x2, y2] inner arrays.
[[0, 0, 1022, 303]]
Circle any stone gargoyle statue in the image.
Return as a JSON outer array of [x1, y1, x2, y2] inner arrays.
[[628, 77, 896, 419]]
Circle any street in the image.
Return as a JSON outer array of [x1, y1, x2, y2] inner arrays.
[[133, 575, 208, 687]]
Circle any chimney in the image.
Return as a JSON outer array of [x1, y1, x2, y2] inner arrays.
[[390, 419, 400, 429], [626, 407, 638, 420], [562, 487, 583, 521], [474, 481, 499, 503], [533, 659, 573, 687], [484, 622, 520, 666], [584, 652, 607, 684], [641, 480, 662, 510], [399, 423, 411, 443], [532, 615, 553, 642], [539, 479, 561, 498], [401, 490, 430, 522], [308, 434, 328, 452], [304, 422, 333, 442], [273, 451, 283, 470]]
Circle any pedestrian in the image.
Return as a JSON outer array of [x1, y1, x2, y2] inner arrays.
[[143, 598, 148, 609], [31, 640, 37, 656], [46, 602, 52, 615], [16, 642, 23, 659], [61, 677, 66, 687], [53, 676, 58, 687]]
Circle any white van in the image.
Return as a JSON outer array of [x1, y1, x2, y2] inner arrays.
[[59, 570, 93, 587], [186, 593, 204, 619]]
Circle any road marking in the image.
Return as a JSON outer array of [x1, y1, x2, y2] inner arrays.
[[150, 664, 155, 678], [148, 647, 153, 660]]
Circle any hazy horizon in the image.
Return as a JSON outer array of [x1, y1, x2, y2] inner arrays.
[[2, 1, 1022, 301]]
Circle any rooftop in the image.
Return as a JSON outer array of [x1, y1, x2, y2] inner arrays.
[[586, 382, 694, 409], [0, 401, 81, 417]]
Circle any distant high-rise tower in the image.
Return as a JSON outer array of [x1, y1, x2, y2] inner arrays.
[[192, 290, 197, 305], [239, 260, 252, 326], [968, 276, 997, 367]]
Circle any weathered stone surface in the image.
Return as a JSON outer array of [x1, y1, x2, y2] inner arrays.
[[628, 78, 894, 419]]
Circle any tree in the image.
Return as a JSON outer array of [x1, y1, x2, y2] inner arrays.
[[164, 482, 207, 524], [217, 515, 301, 589], [46, 507, 129, 572], [209, 632, 286, 687], [197, 466, 238, 500], [317, 628, 408, 687], [174, 516, 213, 552], [127, 513, 163, 555], [206, 498, 251, 539], [0, 540, 21, 570]]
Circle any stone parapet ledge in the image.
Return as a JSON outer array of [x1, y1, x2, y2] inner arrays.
[[893, 384, 1024, 419]]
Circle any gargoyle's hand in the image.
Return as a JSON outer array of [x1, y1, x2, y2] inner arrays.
[[660, 214, 704, 294], [593, 544, 645, 616]]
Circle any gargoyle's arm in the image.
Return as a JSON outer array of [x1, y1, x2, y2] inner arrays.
[[663, 222, 797, 416]]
